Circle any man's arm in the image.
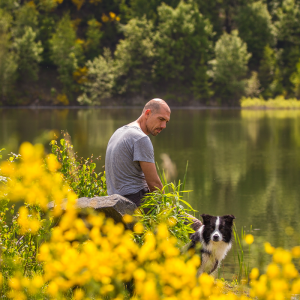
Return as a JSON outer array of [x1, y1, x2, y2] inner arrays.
[[140, 161, 163, 192]]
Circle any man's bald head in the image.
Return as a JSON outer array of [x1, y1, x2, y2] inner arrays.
[[142, 98, 171, 115]]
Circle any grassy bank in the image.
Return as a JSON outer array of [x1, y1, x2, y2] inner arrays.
[[1, 139, 300, 299], [241, 96, 300, 109]]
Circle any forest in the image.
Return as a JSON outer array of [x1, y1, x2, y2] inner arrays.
[[1, 0, 300, 106]]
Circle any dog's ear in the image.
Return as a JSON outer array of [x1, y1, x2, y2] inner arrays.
[[222, 215, 235, 226], [201, 214, 213, 225]]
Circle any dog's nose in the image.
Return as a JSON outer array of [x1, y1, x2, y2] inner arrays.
[[213, 234, 220, 241]]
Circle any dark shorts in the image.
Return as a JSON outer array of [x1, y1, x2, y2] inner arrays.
[[124, 187, 150, 207]]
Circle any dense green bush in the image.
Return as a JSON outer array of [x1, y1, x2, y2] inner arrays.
[[154, 1, 213, 100], [14, 27, 43, 81], [208, 30, 251, 103], [235, 1, 276, 66], [50, 13, 83, 95], [0, 9, 18, 101], [78, 48, 116, 105], [114, 17, 155, 95]]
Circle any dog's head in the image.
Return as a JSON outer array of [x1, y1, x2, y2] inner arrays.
[[200, 214, 235, 245]]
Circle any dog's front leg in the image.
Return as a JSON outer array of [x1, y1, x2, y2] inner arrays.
[[209, 259, 219, 274]]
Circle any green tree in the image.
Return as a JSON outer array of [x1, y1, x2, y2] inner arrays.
[[123, 0, 180, 21], [78, 48, 115, 105], [13, 27, 43, 81], [0, 9, 18, 102], [275, 0, 300, 93], [85, 18, 103, 59], [290, 58, 300, 98], [235, 1, 276, 66], [114, 17, 155, 95], [50, 14, 83, 94], [259, 45, 276, 98], [208, 30, 251, 103], [154, 1, 214, 101], [13, 2, 39, 38]]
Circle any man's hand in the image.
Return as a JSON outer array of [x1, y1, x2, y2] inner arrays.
[[140, 161, 163, 192]]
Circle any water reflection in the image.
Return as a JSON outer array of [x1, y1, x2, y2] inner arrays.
[[1, 108, 300, 277]]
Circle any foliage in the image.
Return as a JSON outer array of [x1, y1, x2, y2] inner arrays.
[[134, 184, 195, 246], [208, 30, 251, 103], [50, 13, 83, 95], [50, 132, 107, 198], [13, 1, 39, 38], [258, 45, 278, 98], [245, 71, 262, 98], [289, 58, 300, 98], [13, 27, 43, 81], [2, 0, 300, 105], [235, 1, 276, 66], [240, 95, 300, 108], [275, 0, 300, 94], [154, 1, 214, 100], [114, 17, 155, 95], [78, 48, 116, 105], [85, 18, 103, 59], [0, 9, 18, 101]]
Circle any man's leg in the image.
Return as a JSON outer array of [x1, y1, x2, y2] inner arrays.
[[124, 188, 150, 207]]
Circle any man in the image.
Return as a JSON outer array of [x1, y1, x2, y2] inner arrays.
[[105, 98, 170, 206]]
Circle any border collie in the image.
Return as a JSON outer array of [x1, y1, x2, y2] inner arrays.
[[188, 214, 235, 276]]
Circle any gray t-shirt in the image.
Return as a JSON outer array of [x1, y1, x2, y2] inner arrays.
[[105, 125, 155, 195]]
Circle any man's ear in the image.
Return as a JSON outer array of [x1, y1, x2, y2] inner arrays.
[[144, 109, 151, 118], [201, 214, 213, 225]]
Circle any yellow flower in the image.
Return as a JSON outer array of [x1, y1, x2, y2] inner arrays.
[[292, 246, 300, 258], [167, 217, 177, 227], [264, 242, 275, 254], [109, 12, 116, 19], [133, 222, 144, 234], [9, 277, 21, 290], [273, 248, 292, 264], [102, 14, 109, 23], [244, 234, 254, 245], [74, 289, 85, 300], [249, 267, 259, 280], [266, 263, 280, 278], [283, 263, 298, 278], [122, 214, 133, 223]]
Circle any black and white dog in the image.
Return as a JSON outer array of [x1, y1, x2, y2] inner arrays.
[[188, 214, 235, 276]]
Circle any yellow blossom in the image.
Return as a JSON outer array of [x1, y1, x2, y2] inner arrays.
[[264, 242, 275, 254], [292, 246, 300, 258], [266, 263, 280, 278], [122, 214, 133, 223], [249, 267, 259, 280], [244, 234, 254, 245]]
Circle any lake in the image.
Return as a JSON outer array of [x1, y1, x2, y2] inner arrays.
[[1, 107, 300, 279]]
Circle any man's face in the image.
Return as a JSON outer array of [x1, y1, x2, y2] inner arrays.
[[145, 106, 171, 136]]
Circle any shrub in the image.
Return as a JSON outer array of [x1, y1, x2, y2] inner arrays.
[[13, 1, 39, 38], [0, 9, 18, 102], [13, 27, 43, 81], [50, 132, 107, 197], [50, 13, 83, 94], [85, 18, 103, 59], [208, 30, 251, 104], [235, 1, 276, 66], [78, 48, 116, 105], [154, 1, 214, 100], [289, 58, 300, 98], [114, 17, 155, 95]]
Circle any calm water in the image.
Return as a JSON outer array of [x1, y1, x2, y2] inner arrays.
[[1, 108, 300, 279]]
